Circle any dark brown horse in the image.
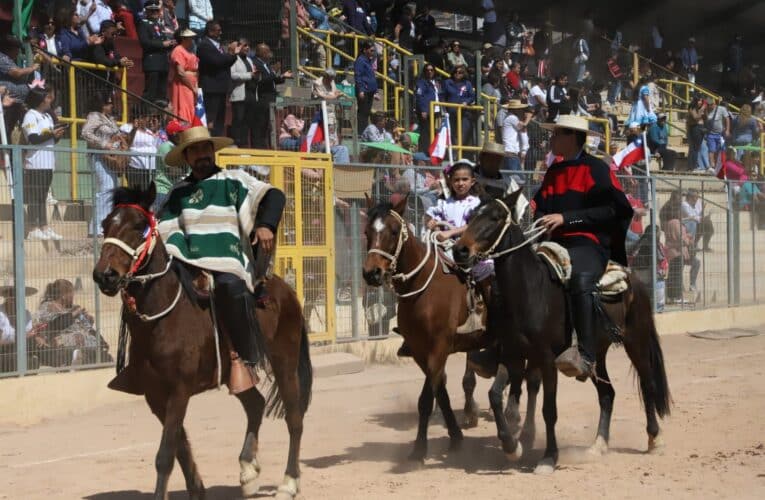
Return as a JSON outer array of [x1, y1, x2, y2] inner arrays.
[[92, 184, 312, 500], [454, 190, 671, 474], [362, 195, 536, 460]]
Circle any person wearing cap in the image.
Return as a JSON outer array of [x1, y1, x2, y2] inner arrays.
[[354, 40, 378, 131], [312, 67, 343, 127], [532, 115, 633, 380], [680, 37, 699, 84], [501, 99, 532, 171], [138, 0, 176, 102], [158, 126, 286, 366], [154, 118, 189, 210], [648, 113, 677, 170]]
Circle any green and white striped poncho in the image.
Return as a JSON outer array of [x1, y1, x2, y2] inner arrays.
[[158, 168, 273, 292]]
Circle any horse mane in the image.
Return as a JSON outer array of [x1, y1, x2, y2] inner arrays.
[[112, 186, 149, 208], [367, 201, 394, 224], [171, 260, 200, 307]]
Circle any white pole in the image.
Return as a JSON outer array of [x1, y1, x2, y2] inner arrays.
[[0, 102, 13, 199], [321, 100, 331, 156], [641, 129, 651, 177], [444, 111, 454, 164]]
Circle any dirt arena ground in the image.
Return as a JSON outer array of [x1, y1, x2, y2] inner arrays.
[[2, 329, 765, 499]]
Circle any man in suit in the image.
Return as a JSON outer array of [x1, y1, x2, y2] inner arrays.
[[197, 20, 238, 136], [251, 42, 292, 149], [138, 0, 176, 102]]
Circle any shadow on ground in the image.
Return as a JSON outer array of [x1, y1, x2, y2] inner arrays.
[[84, 485, 276, 499]]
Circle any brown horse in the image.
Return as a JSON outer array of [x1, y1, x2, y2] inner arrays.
[[453, 190, 671, 473], [361, 195, 529, 461], [92, 184, 312, 500]]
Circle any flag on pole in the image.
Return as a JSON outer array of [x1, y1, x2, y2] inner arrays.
[[428, 115, 450, 165], [195, 89, 207, 127], [300, 112, 325, 152], [610, 137, 646, 174]]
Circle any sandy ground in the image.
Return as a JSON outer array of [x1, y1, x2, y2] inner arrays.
[[2, 330, 765, 500]]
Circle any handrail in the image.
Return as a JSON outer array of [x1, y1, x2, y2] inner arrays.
[[429, 101, 489, 159]]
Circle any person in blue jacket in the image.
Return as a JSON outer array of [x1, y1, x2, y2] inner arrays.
[[443, 64, 476, 150], [354, 40, 378, 130], [414, 63, 443, 153]]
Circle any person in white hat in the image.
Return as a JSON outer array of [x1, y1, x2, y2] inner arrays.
[[158, 126, 286, 367], [533, 115, 633, 380]]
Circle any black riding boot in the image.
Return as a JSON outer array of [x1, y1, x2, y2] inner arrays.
[[556, 272, 598, 381], [215, 275, 265, 366]]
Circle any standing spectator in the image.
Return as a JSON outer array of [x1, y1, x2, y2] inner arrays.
[[197, 20, 238, 137], [606, 54, 626, 105], [120, 111, 161, 189], [187, 0, 213, 36], [168, 28, 198, 124], [361, 112, 390, 143], [413, 4, 435, 54], [630, 224, 668, 312], [505, 12, 527, 65], [76, 0, 113, 36], [81, 93, 121, 237], [414, 63, 442, 153], [571, 32, 590, 83], [627, 84, 654, 128], [723, 34, 744, 95], [251, 42, 292, 149], [446, 40, 467, 72], [21, 87, 65, 241], [40, 18, 59, 57], [705, 99, 731, 170], [648, 113, 677, 170], [731, 104, 761, 151], [230, 38, 258, 148], [393, 6, 415, 52], [500, 99, 531, 172], [88, 20, 134, 97], [112, 1, 138, 40], [660, 191, 691, 302], [58, 10, 101, 62], [341, 0, 373, 35], [546, 73, 569, 122], [354, 40, 378, 131], [312, 67, 343, 126], [426, 38, 448, 73], [686, 96, 706, 171], [529, 77, 548, 120], [443, 64, 475, 149], [680, 37, 699, 84], [682, 188, 714, 252], [481, 0, 504, 46], [280, 0, 310, 42], [162, 0, 179, 35], [138, 0, 176, 102]]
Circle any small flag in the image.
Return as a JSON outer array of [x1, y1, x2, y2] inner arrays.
[[610, 137, 646, 174], [300, 112, 325, 152], [195, 89, 207, 127], [428, 116, 450, 165]]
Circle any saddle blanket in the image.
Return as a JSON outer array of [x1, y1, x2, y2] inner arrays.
[[534, 242, 629, 296]]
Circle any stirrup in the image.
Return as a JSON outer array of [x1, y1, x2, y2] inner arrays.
[[456, 310, 485, 334], [554, 346, 594, 381]]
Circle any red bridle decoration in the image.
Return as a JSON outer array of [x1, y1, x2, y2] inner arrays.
[[114, 203, 158, 275]]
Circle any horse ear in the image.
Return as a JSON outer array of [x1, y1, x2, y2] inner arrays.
[[503, 188, 524, 222], [144, 182, 157, 210], [392, 192, 409, 216], [364, 192, 375, 210]]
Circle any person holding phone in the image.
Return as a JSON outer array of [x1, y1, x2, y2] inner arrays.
[[21, 86, 65, 241]]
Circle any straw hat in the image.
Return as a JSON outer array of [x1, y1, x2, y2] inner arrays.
[[479, 141, 506, 157], [502, 99, 530, 110], [541, 115, 600, 135], [178, 28, 196, 38], [164, 126, 233, 167], [0, 285, 38, 297]]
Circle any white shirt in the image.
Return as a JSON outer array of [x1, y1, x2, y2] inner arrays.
[[120, 124, 159, 171], [681, 199, 702, 223], [44, 34, 58, 56], [0, 309, 32, 345], [530, 85, 546, 107], [22, 109, 56, 170], [77, 0, 113, 36], [502, 113, 523, 154]]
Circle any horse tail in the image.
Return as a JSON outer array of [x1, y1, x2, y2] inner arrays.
[[628, 279, 672, 418], [297, 320, 313, 414]]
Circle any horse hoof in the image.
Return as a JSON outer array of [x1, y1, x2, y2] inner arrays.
[[408, 448, 426, 463], [239, 459, 261, 497], [274, 475, 299, 500], [534, 457, 556, 475], [587, 435, 608, 457], [463, 414, 478, 429], [504, 442, 523, 462], [240, 477, 260, 498], [648, 432, 665, 453], [449, 435, 464, 452]]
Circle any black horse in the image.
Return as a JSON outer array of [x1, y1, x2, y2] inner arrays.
[[453, 190, 671, 473]]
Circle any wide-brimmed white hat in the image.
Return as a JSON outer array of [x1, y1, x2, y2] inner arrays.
[[165, 126, 233, 167], [541, 115, 601, 136]]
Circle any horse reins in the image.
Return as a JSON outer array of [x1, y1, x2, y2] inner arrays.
[[475, 199, 547, 262]]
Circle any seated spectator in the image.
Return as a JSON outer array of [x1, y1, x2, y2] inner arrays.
[[648, 113, 677, 170], [34, 279, 112, 366], [120, 111, 161, 189], [0, 35, 37, 102], [361, 112, 390, 143], [278, 112, 305, 151], [22, 86, 66, 241], [731, 104, 761, 152], [446, 40, 467, 72], [682, 188, 714, 252], [76, 0, 113, 36], [737, 171, 765, 229], [722, 146, 749, 185], [0, 285, 45, 371], [403, 152, 440, 210], [57, 9, 101, 62]]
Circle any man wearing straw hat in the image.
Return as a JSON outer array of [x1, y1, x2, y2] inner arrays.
[[158, 126, 286, 366], [533, 115, 633, 380]]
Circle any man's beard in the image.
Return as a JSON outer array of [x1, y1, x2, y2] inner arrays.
[[191, 157, 215, 176]]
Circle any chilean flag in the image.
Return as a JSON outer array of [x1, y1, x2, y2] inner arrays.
[[195, 89, 207, 127], [428, 116, 450, 165], [611, 138, 646, 174], [300, 112, 324, 152]]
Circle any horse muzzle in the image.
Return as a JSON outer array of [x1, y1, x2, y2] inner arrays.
[[452, 243, 475, 269], [362, 267, 385, 287], [93, 267, 122, 296]]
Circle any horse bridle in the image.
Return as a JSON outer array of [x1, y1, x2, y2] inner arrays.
[[474, 199, 547, 261], [367, 209, 410, 275], [101, 204, 181, 321]]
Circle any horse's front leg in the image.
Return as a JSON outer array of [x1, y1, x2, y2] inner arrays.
[[534, 361, 559, 475], [520, 366, 542, 451], [409, 376, 435, 462], [490, 360, 523, 460], [154, 390, 191, 500]]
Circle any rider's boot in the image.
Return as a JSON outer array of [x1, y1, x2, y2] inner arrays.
[[456, 285, 485, 334], [215, 274, 265, 367], [555, 272, 598, 381]]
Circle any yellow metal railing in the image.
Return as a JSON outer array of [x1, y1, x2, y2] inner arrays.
[[429, 101, 485, 159], [216, 148, 336, 343], [50, 59, 128, 199]]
